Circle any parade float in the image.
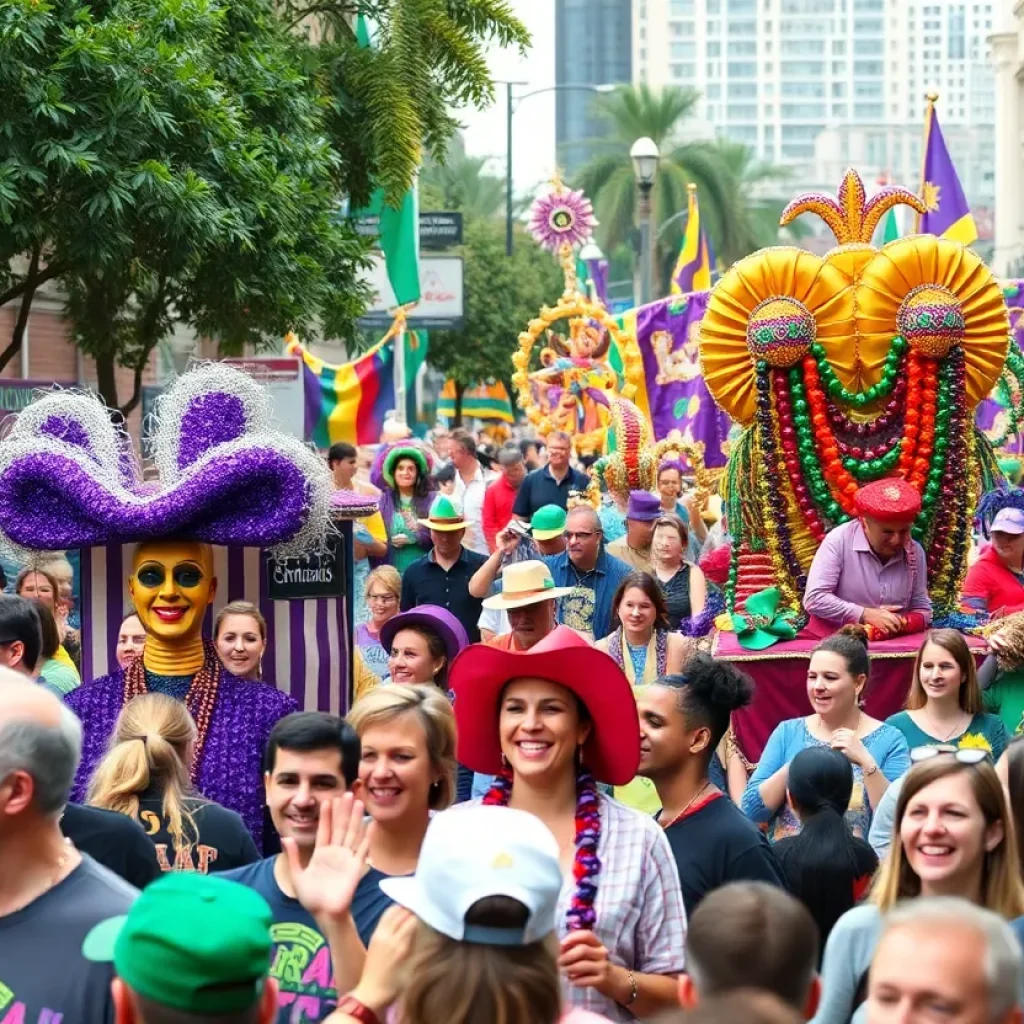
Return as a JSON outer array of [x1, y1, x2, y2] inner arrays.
[[511, 176, 645, 457], [0, 364, 374, 716], [700, 170, 1010, 759]]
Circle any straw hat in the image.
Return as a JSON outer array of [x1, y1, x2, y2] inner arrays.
[[481, 560, 573, 611]]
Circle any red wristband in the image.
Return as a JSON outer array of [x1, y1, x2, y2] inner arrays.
[[336, 995, 383, 1024]]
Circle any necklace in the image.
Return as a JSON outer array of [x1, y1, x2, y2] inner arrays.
[[917, 707, 970, 742], [123, 641, 221, 783], [660, 782, 714, 831], [9, 838, 74, 915]]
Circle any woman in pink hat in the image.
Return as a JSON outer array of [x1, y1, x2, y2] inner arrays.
[[448, 626, 686, 1022], [964, 488, 1024, 618]]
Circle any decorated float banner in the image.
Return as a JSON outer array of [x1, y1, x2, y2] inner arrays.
[[616, 292, 731, 467], [976, 281, 1024, 455], [437, 379, 515, 423], [286, 332, 427, 446], [82, 543, 350, 716]]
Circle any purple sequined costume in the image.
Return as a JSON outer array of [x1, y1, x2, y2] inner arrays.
[[66, 668, 297, 851]]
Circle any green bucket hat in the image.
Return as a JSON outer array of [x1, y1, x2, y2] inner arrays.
[[418, 494, 468, 531], [731, 587, 798, 651], [382, 444, 430, 489], [530, 504, 567, 541], [83, 873, 273, 1015]]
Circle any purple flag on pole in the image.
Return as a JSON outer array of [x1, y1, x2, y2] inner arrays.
[[586, 258, 609, 307], [634, 292, 731, 467]]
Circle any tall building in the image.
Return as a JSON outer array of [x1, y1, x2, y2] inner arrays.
[[636, 0, 996, 227], [555, 0, 633, 177], [990, 0, 1024, 276]]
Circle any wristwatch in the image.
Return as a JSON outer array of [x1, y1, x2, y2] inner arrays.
[[336, 995, 383, 1024]]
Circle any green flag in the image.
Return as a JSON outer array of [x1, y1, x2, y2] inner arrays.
[[882, 208, 899, 244], [362, 187, 421, 306], [354, 15, 421, 306]]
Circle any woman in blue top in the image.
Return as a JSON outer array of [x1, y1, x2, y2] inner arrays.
[[742, 627, 910, 841], [886, 628, 1008, 762]]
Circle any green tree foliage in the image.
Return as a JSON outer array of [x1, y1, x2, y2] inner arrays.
[[0, 0, 527, 412], [419, 138, 505, 221], [574, 84, 799, 293], [287, 0, 529, 206], [428, 219, 563, 423]]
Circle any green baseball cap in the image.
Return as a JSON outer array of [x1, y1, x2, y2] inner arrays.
[[530, 505, 567, 540], [82, 873, 273, 1014]]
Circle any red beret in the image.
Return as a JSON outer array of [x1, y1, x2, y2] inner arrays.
[[854, 478, 922, 522]]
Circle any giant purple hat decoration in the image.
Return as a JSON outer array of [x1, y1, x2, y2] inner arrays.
[[0, 363, 334, 558]]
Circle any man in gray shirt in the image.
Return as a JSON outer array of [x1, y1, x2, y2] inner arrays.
[[0, 674, 137, 1022]]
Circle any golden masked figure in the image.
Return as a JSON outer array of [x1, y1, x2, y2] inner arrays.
[[67, 539, 297, 850]]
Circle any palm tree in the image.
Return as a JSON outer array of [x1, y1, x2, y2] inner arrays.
[[419, 138, 505, 221], [573, 85, 798, 294]]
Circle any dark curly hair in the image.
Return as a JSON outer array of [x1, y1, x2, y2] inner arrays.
[[655, 652, 754, 753]]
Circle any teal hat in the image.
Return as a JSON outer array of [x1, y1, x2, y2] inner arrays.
[[530, 505, 567, 541], [382, 444, 431, 488], [83, 873, 272, 1014]]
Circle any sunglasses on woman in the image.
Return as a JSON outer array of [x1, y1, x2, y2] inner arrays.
[[910, 744, 991, 765]]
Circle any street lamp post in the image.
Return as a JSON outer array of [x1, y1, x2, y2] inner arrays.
[[630, 136, 660, 307], [502, 82, 618, 257]]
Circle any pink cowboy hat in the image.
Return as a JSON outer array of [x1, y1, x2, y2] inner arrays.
[[448, 626, 640, 786]]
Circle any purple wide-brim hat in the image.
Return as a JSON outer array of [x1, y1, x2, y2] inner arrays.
[[0, 363, 334, 558], [379, 605, 469, 668]]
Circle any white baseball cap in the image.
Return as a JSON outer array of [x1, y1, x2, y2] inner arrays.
[[379, 805, 563, 946]]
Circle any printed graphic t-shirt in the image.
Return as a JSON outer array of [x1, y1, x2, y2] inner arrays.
[[0, 853, 138, 1024], [137, 792, 260, 874], [222, 856, 397, 1024]]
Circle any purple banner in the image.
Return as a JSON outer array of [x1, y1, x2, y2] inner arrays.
[[976, 280, 1024, 454], [586, 258, 609, 307], [634, 292, 731, 468]]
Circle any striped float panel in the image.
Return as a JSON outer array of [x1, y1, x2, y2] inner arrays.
[[80, 526, 355, 716]]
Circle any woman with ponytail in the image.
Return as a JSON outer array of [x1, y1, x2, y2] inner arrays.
[[448, 626, 685, 1023], [772, 747, 878, 951], [87, 693, 259, 874]]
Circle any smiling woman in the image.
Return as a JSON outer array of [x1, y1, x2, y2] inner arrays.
[[815, 755, 1024, 1024], [213, 601, 268, 682], [347, 685, 456, 927], [886, 630, 1007, 761], [449, 626, 687, 1023], [741, 628, 910, 842]]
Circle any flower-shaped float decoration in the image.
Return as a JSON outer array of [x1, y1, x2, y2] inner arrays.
[[513, 175, 644, 457], [700, 169, 1010, 621]]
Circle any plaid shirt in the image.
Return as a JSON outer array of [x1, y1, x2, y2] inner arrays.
[[458, 794, 687, 1022]]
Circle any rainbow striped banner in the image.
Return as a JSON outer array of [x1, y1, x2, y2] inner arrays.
[[286, 333, 425, 446]]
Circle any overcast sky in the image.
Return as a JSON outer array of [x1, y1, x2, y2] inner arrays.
[[456, 0, 557, 201]]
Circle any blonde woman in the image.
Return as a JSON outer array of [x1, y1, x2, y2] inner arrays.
[[213, 600, 267, 681], [356, 566, 402, 680], [87, 693, 259, 874], [815, 752, 1024, 1023], [347, 685, 456, 933]]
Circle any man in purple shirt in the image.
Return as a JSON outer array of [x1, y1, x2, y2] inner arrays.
[[803, 478, 932, 639]]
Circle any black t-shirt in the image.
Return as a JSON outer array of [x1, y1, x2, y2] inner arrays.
[[662, 793, 785, 916], [61, 802, 161, 889], [399, 547, 488, 642], [137, 792, 260, 874], [221, 856, 399, 1024], [0, 853, 137, 1024]]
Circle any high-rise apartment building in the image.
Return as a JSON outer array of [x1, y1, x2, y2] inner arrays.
[[635, 0, 995, 221], [555, 0, 633, 177]]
